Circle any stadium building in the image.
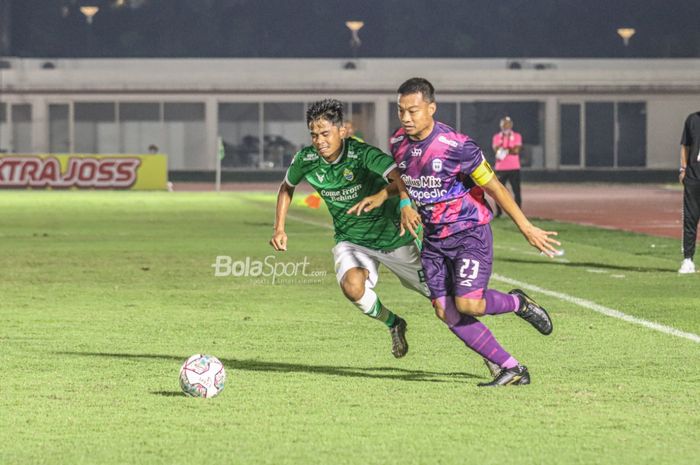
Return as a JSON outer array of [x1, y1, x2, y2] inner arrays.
[[1, 57, 698, 181]]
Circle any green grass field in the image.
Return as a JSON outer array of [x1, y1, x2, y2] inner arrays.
[[1, 191, 699, 465]]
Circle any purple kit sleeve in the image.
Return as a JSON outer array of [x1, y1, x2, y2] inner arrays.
[[459, 139, 487, 175]]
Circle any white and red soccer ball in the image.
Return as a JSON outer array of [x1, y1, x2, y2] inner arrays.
[[179, 354, 226, 398]]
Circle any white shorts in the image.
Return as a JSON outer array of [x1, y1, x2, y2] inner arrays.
[[332, 241, 430, 298]]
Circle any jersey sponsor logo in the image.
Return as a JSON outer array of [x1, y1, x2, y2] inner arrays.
[[343, 168, 354, 181], [411, 147, 422, 157], [0, 156, 141, 189], [390, 135, 405, 144], [432, 159, 443, 172], [438, 135, 459, 148], [400, 174, 447, 202], [401, 174, 443, 189], [315, 172, 325, 183], [303, 153, 319, 161], [320, 183, 362, 202]]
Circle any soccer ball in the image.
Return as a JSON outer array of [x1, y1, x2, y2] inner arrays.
[[179, 354, 226, 398]]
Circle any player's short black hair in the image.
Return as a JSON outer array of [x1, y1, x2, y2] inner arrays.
[[306, 99, 344, 127], [397, 78, 435, 103]]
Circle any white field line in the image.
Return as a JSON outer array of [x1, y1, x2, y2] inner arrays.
[[492, 274, 700, 344], [288, 213, 700, 344]]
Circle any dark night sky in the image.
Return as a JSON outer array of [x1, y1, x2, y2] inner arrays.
[[7, 0, 700, 58]]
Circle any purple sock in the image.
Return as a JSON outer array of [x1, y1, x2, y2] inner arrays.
[[484, 289, 520, 315], [439, 296, 519, 368]]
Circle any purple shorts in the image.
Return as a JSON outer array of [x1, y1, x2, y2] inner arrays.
[[421, 224, 493, 300]]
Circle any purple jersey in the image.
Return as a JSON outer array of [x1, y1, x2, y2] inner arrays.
[[390, 122, 493, 239]]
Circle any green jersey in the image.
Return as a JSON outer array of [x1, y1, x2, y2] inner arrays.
[[285, 138, 412, 251]]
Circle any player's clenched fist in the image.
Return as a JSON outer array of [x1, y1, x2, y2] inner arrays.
[[270, 230, 288, 251]]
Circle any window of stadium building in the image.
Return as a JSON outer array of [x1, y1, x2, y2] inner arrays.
[[263, 103, 306, 169], [0, 103, 9, 153], [49, 104, 70, 153], [559, 104, 581, 166], [0, 103, 33, 153], [119, 102, 162, 155], [585, 102, 616, 167], [11, 104, 33, 153], [71, 101, 206, 168], [218, 103, 260, 169], [561, 101, 646, 168], [163, 103, 206, 170], [75, 102, 119, 154], [616, 103, 646, 167]]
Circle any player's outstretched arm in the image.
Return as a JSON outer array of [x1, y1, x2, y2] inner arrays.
[[481, 176, 561, 257], [270, 181, 294, 251]]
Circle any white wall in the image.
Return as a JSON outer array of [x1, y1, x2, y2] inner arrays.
[[647, 98, 700, 169]]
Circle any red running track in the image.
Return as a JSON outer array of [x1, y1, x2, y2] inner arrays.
[[173, 182, 693, 240]]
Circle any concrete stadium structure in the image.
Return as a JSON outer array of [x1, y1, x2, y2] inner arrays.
[[1, 58, 698, 180]]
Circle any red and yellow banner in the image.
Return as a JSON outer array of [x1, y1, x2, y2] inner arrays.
[[0, 154, 167, 190]]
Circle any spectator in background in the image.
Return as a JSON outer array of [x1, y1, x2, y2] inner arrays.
[[148, 144, 159, 154], [491, 116, 522, 217], [679, 110, 700, 274], [344, 120, 365, 143]]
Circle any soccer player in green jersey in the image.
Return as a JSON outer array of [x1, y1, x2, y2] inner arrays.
[[270, 99, 424, 358]]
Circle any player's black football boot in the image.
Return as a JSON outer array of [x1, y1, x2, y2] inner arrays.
[[389, 317, 408, 358], [483, 358, 501, 378], [510, 289, 553, 335], [477, 365, 530, 387]]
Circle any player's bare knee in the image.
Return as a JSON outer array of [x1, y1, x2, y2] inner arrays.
[[340, 268, 368, 301], [340, 280, 365, 301], [455, 298, 486, 316]]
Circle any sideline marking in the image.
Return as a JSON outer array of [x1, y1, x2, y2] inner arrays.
[[493, 274, 700, 344], [288, 213, 700, 343]]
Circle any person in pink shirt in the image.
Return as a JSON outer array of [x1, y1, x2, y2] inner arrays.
[[492, 116, 523, 217]]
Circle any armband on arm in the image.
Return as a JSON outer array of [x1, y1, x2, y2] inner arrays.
[[469, 160, 495, 186]]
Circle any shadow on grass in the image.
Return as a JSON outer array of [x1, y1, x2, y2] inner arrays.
[[151, 390, 185, 397], [499, 257, 673, 273], [57, 351, 482, 383]]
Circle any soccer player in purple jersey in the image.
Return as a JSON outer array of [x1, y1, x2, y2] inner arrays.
[[351, 78, 560, 386]]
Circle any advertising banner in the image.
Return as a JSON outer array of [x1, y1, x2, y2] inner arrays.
[[0, 154, 168, 190]]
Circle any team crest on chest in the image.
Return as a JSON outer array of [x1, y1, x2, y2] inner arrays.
[[432, 159, 443, 172], [343, 168, 354, 181]]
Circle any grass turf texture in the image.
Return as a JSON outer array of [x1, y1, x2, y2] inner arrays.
[[1, 191, 698, 465]]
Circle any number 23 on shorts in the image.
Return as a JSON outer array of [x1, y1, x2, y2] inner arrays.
[[459, 259, 480, 287]]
